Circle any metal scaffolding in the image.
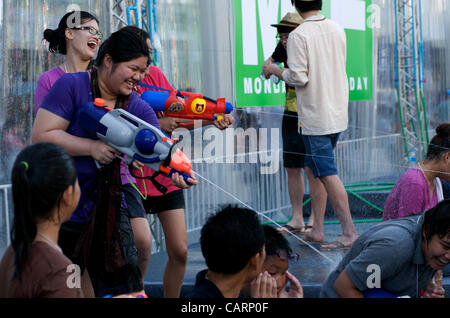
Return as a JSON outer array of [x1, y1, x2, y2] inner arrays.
[[394, 0, 429, 162], [108, 0, 159, 63]]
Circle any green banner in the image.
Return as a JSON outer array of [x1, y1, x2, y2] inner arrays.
[[234, 0, 373, 107]]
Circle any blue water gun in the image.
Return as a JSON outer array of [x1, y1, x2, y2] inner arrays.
[[77, 98, 193, 183]]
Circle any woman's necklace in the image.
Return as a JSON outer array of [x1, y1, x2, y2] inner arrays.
[[418, 162, 432, 184], [36, 232, 63, 254], [418, 162, 436, 200]]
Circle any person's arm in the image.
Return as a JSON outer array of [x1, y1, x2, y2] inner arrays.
[[281, 33, 309, 87], [172, 114, 235, 131], [262, 64, 287, 81], [336, 228, 414, 298], [278, 271, 303, 298], [130, 97, 198, 188], [250, 271, 278, 298], [334, 270, 364, 298], [262, 42, 284, 76], [34, 74, 51, 112], [159, 116, 182, 134], [262, 57, 275, 79], [263, 56, 275, 66], [211, 114, 235, 130], [171, 170, 198, 189], [40, 267, 84, 298], [423, 271, 445, 298], [32, 109, 118, 164]]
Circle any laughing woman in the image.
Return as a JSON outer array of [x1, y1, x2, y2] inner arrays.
[[32, 28, 196, 297], [34, 11, 102, 113]]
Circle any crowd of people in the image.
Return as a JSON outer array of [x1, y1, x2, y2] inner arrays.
[[0, 0, 449, 299]]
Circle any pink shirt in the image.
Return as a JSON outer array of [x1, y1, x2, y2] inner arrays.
[[34, 67, 65, 113], [382, 168, 438, 221]]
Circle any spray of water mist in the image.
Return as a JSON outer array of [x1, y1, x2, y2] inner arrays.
[[192, 169, 335, 264]]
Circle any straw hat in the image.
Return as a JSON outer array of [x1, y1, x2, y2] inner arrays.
[[270, 12, 303, 29]]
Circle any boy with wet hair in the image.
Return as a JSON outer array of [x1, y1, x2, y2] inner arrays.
[[187, 205, 266, 298], [243, 225, 304, 298]]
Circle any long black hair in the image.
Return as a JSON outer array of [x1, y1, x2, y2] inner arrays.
[[10, 143, 77, 280], [94, 28, 150, 69], [43, 11, 99, 55]]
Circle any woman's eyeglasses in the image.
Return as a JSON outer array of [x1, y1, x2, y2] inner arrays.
[[71, 26, 103, 40], [275, 35, 290, 41]]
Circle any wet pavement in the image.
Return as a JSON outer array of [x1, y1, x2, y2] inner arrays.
[[144, 220, 450, 298]]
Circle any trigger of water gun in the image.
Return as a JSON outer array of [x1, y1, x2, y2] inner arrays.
[[159, 149, 193, 184]]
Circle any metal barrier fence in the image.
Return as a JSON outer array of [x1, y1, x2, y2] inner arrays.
[[0, 133, 406, 256], [154, 132, 407, 252], [0, 184, 12, 258]]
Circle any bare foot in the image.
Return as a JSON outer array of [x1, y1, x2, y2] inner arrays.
[[303, 230, 325, 243], [321, 234, 357, 250]]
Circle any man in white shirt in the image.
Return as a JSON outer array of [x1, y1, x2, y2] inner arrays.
[[263, 0, 357, 250]]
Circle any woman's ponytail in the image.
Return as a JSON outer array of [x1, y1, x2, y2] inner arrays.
[[11, 162, 37, 280]]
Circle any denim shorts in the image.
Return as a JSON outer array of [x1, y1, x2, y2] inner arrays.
[[302, 133, 340, 178]]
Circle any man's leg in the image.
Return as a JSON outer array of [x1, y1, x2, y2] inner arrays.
[[303, 166, 327, 242], [284, 167, 308, 230], [302, 133, 357, 247], [320, 174, 358, 248], [281, 113, 312, 232]]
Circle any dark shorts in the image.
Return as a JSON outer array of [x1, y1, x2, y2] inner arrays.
[[122, 183, 147, 219], [302, 133, 341, 178], [282, 111, 305, 168], [142, 190, 186, 214]]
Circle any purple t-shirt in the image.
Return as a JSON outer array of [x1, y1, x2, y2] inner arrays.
[[382, 168, 438, 221], [34, 67, 66, 113], [40, 72, 160, 223], [35, 68, 134, 186]]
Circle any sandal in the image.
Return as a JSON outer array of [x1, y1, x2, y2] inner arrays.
[[277, 224, 311, 234], [321, 240, 352, 251]]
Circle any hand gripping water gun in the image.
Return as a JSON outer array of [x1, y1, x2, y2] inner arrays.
[[78, 98, 193, 183], [140, 84, 234, 127]]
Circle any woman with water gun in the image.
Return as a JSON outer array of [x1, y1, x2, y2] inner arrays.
[[32, 28, 197, 298]]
